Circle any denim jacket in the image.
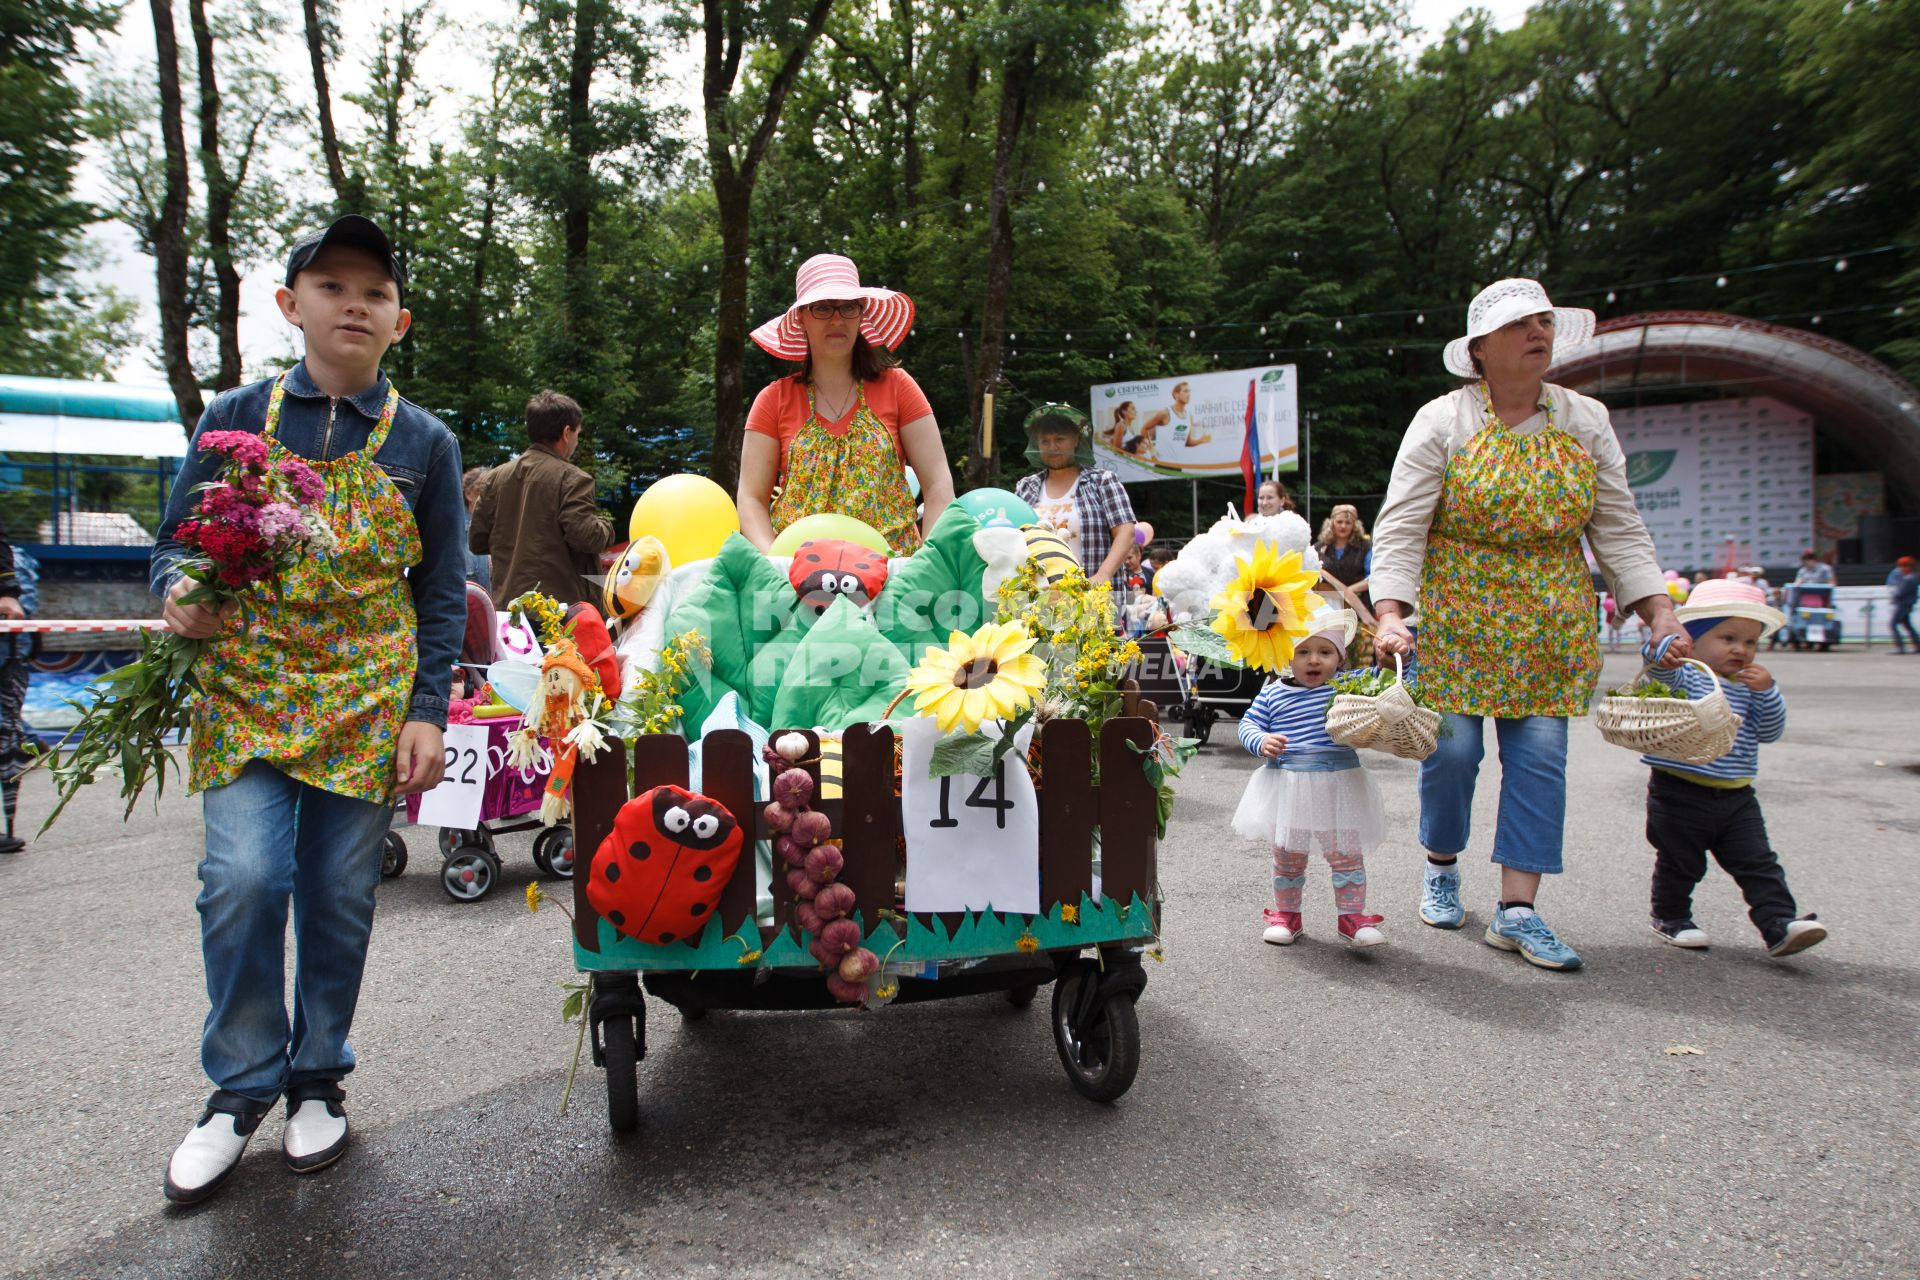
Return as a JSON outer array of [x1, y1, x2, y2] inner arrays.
[[150, 361, 467, 728]]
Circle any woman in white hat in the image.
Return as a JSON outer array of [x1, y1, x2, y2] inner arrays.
[[1370, 278, 1689, 971], [738, 253, 954, 555]]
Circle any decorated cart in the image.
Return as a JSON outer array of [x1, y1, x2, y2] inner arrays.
[[571, 713, 1163, 1128]]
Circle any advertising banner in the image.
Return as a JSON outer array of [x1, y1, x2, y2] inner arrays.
[[1089, 364, 1298, 484], [1612, 396, 1812, 569]]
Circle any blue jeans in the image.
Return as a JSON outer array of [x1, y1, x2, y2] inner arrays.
[[198, 762, 393, 1105], [1418, 714, 1569, 875]]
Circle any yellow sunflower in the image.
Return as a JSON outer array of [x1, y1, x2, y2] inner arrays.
[[1210, 544, 1324, 672], [903, 621, 1047, 734]]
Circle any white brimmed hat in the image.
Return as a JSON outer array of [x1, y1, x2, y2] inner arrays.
[[1675, 579, 1786, 638], [1442, 278, 1595, 379], [750, 253, 915, 361], [1302, 604, 1359, 650]]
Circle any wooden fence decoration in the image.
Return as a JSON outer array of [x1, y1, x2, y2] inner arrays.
[[571, 717, 1161, 957]]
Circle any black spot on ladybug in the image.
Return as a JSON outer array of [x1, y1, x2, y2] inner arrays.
[[691, 901, 708, 916], [659, 931, 675, 943], [804, 552, 821, 563], [629, 840, 651, 861], [605, 862, 621, 883], [608, 910, 625, 927], [693, 865, 712, 882]]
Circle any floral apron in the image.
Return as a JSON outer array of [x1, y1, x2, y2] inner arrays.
[[189, 375, 422, 802], [1418, 386, 1599, 718], [770, 382, 921, 555]]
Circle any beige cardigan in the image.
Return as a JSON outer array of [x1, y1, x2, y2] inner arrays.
[[1369, 384, 1666, 613]]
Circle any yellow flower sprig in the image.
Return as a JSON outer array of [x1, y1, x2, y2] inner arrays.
[[506, 590, 571, 648], [993, 558, 1144, 738], [609, 629, 711, 739]]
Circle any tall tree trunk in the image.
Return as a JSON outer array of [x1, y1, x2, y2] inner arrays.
[[149, 0, 202, 428], [967, 41, 1034, 487], [898, 0, 921, 213], [302, 0, 357, 209], [702, 0, 836, 497], [187, 0, 241, 391], [563, 0, 599, 343]]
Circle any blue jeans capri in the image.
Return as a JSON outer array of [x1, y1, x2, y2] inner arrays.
[[1417, 713, 1569, 875]]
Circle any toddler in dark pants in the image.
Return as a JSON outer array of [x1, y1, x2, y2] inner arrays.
[[1642, 580, 1827, 958]]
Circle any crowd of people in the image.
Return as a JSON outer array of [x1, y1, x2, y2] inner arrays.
[[95, 212, 1906, 1210]]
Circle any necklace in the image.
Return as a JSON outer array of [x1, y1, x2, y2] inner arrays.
[[813, 379, 858, 422]]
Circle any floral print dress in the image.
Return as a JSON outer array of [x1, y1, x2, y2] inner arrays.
[[1419, 388, 1600, 718], [769, 382, 921, 555], [189, 376, 422, 802]]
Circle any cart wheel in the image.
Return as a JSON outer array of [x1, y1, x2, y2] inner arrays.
[[602, 1017, 639, 1132], [381, 832, 409, 879], [1051, 969, 1141, 1103], [440, 847, 501, 902], [1006, 982, 1039, 1009], [532, 826, 575, 879]]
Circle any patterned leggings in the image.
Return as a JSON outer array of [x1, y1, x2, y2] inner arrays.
[[1272, 843, 1367, 914]]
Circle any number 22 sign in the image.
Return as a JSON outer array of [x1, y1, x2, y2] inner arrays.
[[900, 717, 1040, 915], [414, 723, 492, 829]]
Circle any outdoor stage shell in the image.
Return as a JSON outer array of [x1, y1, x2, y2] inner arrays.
[[1549, 311, 1920, 514]]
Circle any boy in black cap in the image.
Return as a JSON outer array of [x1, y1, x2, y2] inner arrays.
[[151, 215, 467, 1203]]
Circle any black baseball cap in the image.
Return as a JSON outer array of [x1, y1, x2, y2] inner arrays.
[[284, 215, 406, 291]]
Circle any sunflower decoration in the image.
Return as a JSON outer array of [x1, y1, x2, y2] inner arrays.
[[900, 621, 1047, 735], [1210, 543, 1324, 672]]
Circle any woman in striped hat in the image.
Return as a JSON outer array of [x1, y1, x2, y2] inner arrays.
[[738, 254, 955, 556]]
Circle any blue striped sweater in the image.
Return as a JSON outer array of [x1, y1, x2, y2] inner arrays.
[[1639, 664, 1786, 783], [1238, 679, 1339, 762]]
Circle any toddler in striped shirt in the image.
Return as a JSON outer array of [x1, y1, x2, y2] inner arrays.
[[1643, 579, 1827, 957], [1231, 605, 1387, 947]]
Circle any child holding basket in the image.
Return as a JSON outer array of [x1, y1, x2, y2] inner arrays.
[[1232, 606, 1387, 947]]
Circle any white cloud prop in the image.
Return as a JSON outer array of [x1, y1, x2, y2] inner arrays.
[[1155, 511, 1321, 624]]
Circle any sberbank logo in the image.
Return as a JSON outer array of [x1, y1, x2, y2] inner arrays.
[[1624, 450, 1676, 487], [1261, 368, 1287, 384], [1104, 387, 1116, 397]]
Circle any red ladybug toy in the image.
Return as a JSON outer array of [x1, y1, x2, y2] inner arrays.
[[787, 538, 888, 618], [586, 785, 743, 945]]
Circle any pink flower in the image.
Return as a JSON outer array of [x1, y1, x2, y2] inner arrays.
[[196, 430, 270, 468], [255, 502, 303, 542], [275, 459, 325, 506]]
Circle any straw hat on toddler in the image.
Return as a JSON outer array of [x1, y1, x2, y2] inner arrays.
[[1675, 579, 1785, 639]]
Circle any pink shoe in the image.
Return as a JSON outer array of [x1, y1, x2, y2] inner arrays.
[[1338, 913, 1386, 948], [1263, 909, 1302, 946]]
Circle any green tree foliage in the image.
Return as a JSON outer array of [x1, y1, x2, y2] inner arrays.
[[24, 0, 1916, 525], [0, 0, 132, 377]]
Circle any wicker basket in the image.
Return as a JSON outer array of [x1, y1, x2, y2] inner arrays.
[[1593, 659, 1740, 764], [1325, 654, 1442, 761]]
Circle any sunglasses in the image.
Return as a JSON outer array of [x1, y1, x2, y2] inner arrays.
[[805, 300, 867, 320]]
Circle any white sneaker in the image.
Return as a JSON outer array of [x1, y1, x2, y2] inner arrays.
[[1768, 917, 1828, 958], [283, 1099, 350, 1173], [164, 1109, 260, 1204]]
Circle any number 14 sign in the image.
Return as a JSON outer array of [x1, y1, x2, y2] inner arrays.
[[900, 717, 1040, 915]]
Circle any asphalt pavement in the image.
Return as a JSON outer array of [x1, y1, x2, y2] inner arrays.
[[2, 650, 1916, 1279]]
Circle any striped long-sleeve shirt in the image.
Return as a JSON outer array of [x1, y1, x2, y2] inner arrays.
[[1639, 664, 1786, 784], [1238, 679, 1339, 762]]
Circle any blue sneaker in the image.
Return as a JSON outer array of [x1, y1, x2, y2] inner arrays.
[[1484, 909, 1583, 971], [1419, 868, 1465, 929]]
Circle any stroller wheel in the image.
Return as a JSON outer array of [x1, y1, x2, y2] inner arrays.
[[441, 847, 501, 902], [380, 832, 409, 879], [532, 826, 575, 879], [438, 826, 495, 859]]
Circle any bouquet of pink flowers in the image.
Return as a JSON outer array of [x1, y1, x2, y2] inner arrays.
[[38, 430, 337, 830]]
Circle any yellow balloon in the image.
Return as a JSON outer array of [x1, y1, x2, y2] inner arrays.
[[628, 474, 738, 565], [1665, 580, 1689, 602], [768, 513, 891, 557]]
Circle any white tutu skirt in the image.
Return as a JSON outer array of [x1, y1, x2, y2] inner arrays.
[[1232, 764, 1385, 855]]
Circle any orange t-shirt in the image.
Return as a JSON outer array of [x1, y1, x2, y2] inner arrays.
[[745, 368, 934, 462]]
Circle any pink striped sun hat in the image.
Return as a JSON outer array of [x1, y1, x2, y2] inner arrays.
[[750, 253, 915, 361]]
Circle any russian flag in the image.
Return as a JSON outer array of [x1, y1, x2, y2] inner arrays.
[[1240, 378, 1258, 514]]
